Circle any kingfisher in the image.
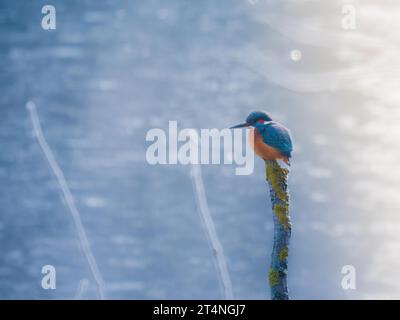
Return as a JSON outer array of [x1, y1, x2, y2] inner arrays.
[[230, 111, 293, 165]]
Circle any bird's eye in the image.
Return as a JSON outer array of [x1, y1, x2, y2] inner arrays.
[[257, 119, 264, 123]]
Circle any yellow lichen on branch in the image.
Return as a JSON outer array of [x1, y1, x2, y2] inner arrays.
[[269, 268, 279, 287], [266, 161, 291, 230], [279, 247, 288, 262], [274, 204, 291, 230], [266, 161, 289, 203]]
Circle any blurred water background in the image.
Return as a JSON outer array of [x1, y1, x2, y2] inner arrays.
[[0, 0, 400, 299]]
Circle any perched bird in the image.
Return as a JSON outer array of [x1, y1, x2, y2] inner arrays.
[[230, 111, 293, 165]]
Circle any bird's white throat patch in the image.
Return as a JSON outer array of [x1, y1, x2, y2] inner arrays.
[[146, 120, 254, 175]]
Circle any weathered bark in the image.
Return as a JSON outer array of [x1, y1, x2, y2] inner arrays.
[[265, 160, 291, 300]]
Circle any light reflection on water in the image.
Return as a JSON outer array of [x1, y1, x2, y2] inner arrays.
[[0, 0, 399, 299]]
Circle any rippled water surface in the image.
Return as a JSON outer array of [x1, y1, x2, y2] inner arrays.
[[1, 0, 400, 299]]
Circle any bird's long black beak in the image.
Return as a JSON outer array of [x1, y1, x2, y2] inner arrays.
[[230, 122, 250, 129]]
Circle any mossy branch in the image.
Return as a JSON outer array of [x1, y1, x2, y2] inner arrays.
[[265, 160, 291, 300]]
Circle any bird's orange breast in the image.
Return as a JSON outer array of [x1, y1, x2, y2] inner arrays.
[[249, 128, 289, 164]]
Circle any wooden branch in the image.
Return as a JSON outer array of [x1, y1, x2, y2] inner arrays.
[[265, 160, 291, 300]]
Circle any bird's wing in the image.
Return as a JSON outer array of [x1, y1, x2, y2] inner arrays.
[[259, 122, 293, 157]]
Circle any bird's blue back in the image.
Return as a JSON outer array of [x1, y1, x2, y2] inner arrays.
[[255, 121, 293, 158]]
